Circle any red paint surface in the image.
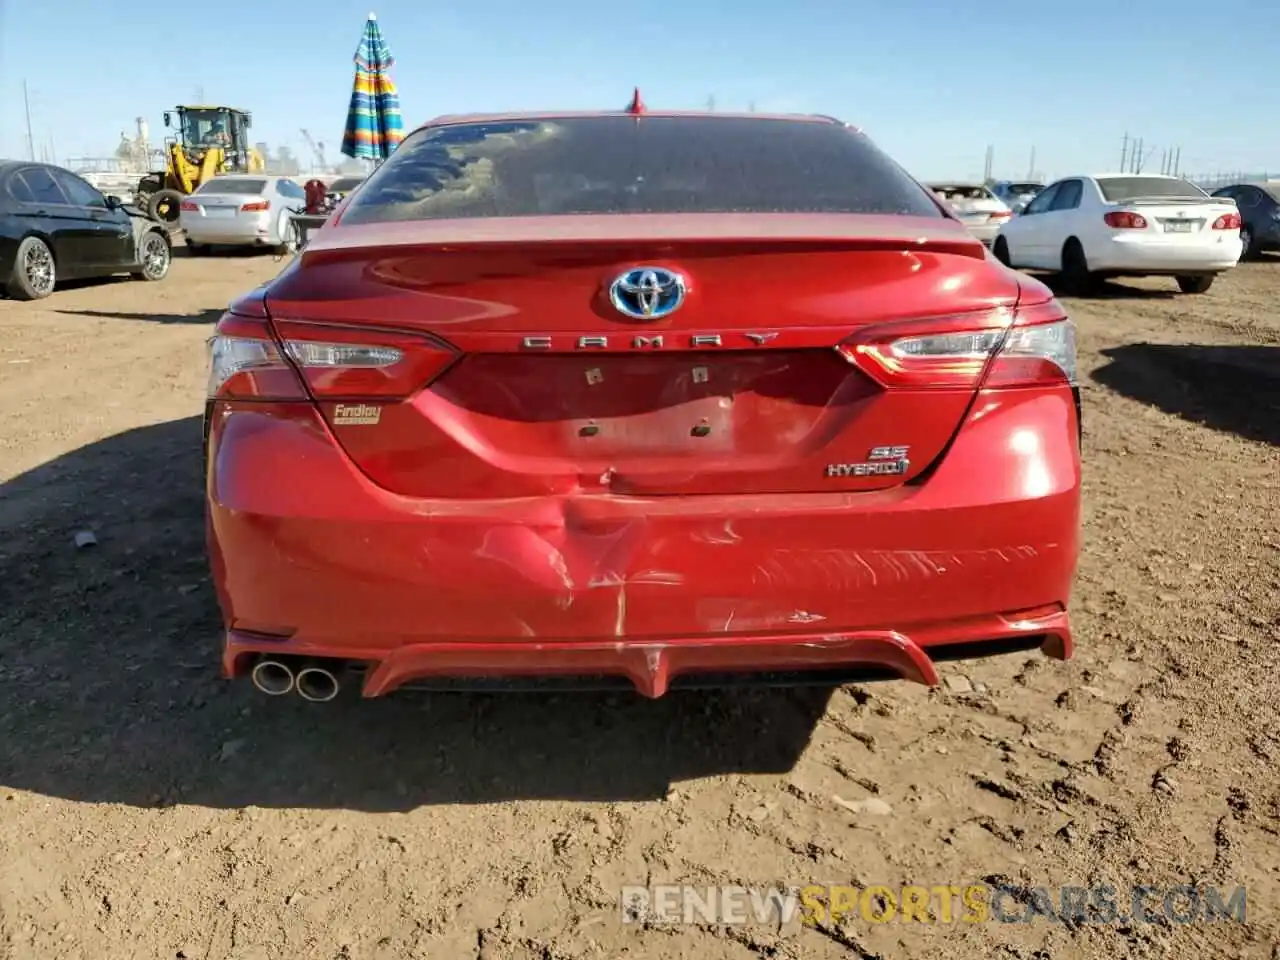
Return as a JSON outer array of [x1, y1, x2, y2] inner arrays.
[[206, 211, 1081, 697]]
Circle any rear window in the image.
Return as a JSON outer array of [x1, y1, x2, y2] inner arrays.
[[1096, 177, 1206, 202], [330, 177, 364, 192], [340, 116, 942, 224], [1005, 182, 1042, 194], [197, 178, 266, 195], [929, 184, 993, 202]]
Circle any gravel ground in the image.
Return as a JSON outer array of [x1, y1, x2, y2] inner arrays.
[[0, 251, 1277, 960]]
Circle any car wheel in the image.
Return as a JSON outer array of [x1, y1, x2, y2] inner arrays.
[[6, 236, 56, 300], [1176, 274, 1214, 294], [134, 230, 172, 282], [147, 188, 184, 225], [992, 237, 1012, 266], [1060, 238, 1095, 292], [1238, 227, 1253, 261]]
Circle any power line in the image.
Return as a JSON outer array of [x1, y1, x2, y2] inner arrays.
[[22, 79, 35, 161]]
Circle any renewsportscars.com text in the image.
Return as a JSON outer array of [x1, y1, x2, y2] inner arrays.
[[620, 883, 1247, 926]]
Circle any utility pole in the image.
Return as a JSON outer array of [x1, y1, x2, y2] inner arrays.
[[983, 144, 994, 182], [1172, 147, 1181, 177], [1160, 148, 1169, 175], [1132, 138, 1144, 173], [1120, 132, 1129, 173], [706, 95, 716, 112], [1027, 146, 1036, 180], [22, 80, 35, 161], [747, 100, 756, 113]]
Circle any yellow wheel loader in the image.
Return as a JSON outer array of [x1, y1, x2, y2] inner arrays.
[[134, 106, 266, 225]]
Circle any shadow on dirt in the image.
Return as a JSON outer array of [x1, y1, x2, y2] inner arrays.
[[0, 417, 832, 810], [1092, 342, 1280, 446], [55, 308, 224, 325], [1040, 276, 1179, 300]]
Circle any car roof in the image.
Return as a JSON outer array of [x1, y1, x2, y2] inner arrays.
[[0, 159, 51, 173], [414, 109, 844, 135], [202, 174, 287, 184], [1088, 173, 1187, 180]]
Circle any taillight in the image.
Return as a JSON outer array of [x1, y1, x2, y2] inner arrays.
[[983, 304, 1077, 388], [180, 200, 198, 212], [207, 314, 306, 400], [272, 320, 457, 397], [1212, 212, 1241, 230], [1103, 211, 1148, 229], [241, 200, 270, 212], [989, 210, 1013, 221], [838, 300, 1075, 390], [207, 310, 457, 400]]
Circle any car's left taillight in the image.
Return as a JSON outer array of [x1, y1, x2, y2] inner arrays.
[[207, 302, 458, 402]]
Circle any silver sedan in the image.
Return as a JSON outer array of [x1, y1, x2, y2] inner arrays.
[[179, 175, 307, 255]]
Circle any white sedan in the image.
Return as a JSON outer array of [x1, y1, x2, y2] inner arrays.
[[179, 175, 307, 255], [992, 174, 1242, 294], [927, 182, 1013, 245]]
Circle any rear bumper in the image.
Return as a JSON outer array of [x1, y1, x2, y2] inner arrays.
[[180, 212, 274, 245], [963, 222, 1002, 243], [207, 387, 1082, 697], [1091, 235, 1242, 273]]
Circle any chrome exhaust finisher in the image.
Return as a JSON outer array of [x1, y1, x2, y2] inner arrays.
[[250, 659, 296, 696], [295, 665, 341, 703]]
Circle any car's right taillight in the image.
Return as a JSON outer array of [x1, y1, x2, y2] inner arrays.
[[982, 302, 1077, 388], [1212, 212, 1241, 230], [207, 306, 458, 401], [838, 300, 1075, 390], [1103, 211, 1148, 229]]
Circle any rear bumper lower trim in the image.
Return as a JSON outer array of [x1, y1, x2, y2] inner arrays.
[[221, 609, 1072, 698]]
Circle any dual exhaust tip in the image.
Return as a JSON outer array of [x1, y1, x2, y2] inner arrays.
[[250, 658, 340, 702]]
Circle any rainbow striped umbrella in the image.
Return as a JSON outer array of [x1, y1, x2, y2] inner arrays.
[[340, 12, 404, 161]]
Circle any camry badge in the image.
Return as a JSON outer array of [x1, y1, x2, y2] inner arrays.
[[609, 267, 687, 320]]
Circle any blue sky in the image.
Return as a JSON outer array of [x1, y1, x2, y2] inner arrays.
[[0, 0, 1276, 182]]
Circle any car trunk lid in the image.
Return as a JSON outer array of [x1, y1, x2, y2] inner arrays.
[[264, 214, 1022, 499]]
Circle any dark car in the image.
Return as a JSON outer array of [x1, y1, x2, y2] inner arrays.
[[0, 160, 172, 300], [205, 108, 1081, 703], [1210, 182, 1280, 259]]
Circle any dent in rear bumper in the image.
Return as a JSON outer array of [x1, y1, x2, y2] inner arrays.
[[206, 387, 1081, 693]]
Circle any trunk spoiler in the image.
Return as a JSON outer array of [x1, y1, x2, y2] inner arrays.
[[1119, 196, 1232, 206], [303, 212, 989, 260]]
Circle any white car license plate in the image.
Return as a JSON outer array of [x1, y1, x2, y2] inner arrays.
[[204, 206, 237, 219], [1164, 220, 1193, 233]]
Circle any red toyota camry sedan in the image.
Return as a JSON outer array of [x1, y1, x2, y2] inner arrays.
[[204, 106, 1081, 702]]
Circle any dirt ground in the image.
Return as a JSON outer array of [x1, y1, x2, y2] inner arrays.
[[1, 249, 1278, 960]]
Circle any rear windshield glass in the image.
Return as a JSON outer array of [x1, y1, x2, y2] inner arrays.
[[1005, 182, 1042, 194], [197, 178, 266, 195], [929, 185, 993, 202], [1097, 177, 1206, 202], [339, 116, 942, 223], [330, 177, 364, 192]]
